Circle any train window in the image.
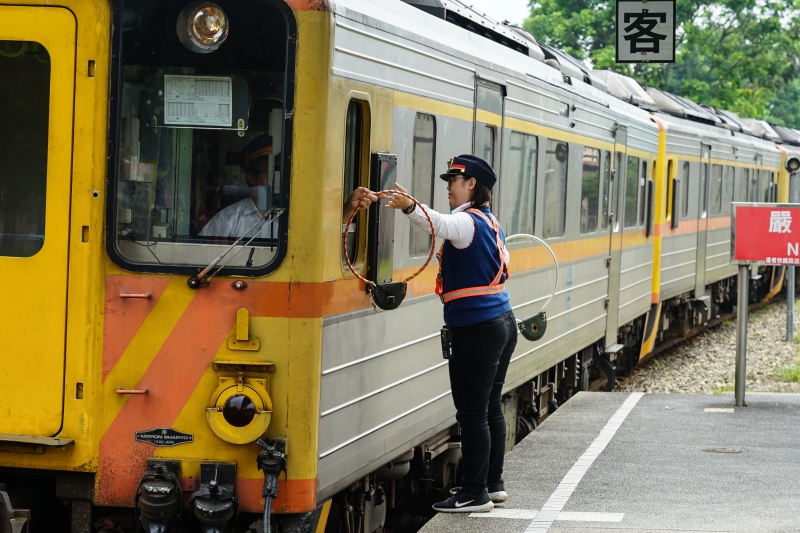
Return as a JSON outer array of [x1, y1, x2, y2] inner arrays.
[[681, 161, 690, 217], [580, 147, 601, 234], [624, 156, 639, 228], [409, 113, 436, 257], [600, 151, 611, 231], [0, 41, 50, 258], [343, 101, 370, 264], [504, 132, 537, 236], [483, 125, 496, 168], [700, 162, 708, 218], [737, 168, 748, 202], [709, 164, 723, 215], [748, 169, 760, 202], [665, 160, 674, 220], [722, 166, 734, 214], [543, 140, 568, 239], [638, 160, 648, 226], [109, 0, 294, 273], [764, 171, 776, 202]]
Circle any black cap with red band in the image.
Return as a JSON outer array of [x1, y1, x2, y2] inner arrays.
[[439, 154, 497, 190]]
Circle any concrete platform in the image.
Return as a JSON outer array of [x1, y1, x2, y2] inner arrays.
[[419, 392, 800, 533]]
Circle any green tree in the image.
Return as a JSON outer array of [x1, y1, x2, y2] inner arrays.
[[524, 0, 800, 125], [765, 78, 800, 129]]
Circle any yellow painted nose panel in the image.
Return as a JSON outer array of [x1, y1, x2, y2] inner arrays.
[[0, 6, 76, 437]]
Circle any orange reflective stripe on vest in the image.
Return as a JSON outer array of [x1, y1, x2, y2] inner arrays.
[[435, 208, 509, 304]]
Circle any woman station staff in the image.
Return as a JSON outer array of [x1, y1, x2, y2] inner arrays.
[[382, 155, 517, 514]]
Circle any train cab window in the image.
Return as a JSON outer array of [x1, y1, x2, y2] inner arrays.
[[504, 132, 537, 236], [0, 41, 50, 258], [409, 113, 436, 257], [580, 147, 601, 234], [709, 164, 723, 215], [600, 151, 611, 231], [638, 160, 647, 226], [109, 0, 294, 274], [624, 156, 639, 228], [543, 139, 568, 239], [681, 161, 690, 217], [722, 166, 734, 214]]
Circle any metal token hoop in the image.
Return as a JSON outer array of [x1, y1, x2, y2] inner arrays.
[[343, 190, 436, 311], [506, 233, 559, 341]]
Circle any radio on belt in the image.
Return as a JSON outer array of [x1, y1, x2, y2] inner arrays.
[[440, 326, 452, 360]]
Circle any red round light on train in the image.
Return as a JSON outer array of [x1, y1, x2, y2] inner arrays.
[[222, 394, 256, 427]]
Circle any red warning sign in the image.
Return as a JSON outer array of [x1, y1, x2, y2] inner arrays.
[[733, 205, 800, 265]]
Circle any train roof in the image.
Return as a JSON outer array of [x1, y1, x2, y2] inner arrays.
[[323, 0, 792, 150]]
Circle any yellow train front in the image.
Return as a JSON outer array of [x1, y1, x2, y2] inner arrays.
[[1, 0, 336, 530]]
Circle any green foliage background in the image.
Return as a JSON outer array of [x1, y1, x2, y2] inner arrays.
[[523, 0, 800, 127]]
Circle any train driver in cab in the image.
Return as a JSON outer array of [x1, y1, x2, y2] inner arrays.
[[382, 155, 516, 514], [200, 133, 378, 238], [199, 134, 277, 239]]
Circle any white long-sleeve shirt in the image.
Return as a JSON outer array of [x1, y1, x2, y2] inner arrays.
[[199, 198, 275, 239], [405, 201, 510, 265]]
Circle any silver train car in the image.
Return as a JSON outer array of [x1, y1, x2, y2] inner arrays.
[[315, 1, 796, 531]]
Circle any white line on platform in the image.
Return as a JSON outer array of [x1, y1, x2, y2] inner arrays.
[[523, 392, 644, 533], [469, 509, 624, 522], [471, 509, 537, 519], [705, 408, 735, 413], [557, 512, 624, 522]]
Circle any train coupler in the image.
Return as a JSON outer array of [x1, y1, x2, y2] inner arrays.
[[134, 462, 182, 533], [190, 463, 238, 533], [0, 486, 30, 533]]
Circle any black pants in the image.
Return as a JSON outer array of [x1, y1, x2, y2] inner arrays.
[[449, 311, 517, 495]]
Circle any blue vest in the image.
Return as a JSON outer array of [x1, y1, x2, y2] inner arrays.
[[439, 207, 512, 327]]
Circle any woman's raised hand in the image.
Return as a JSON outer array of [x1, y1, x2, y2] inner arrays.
[[383, 183, 414, 211]]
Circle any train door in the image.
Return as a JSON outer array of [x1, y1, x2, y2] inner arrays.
[[605, 125, 627, 349], [0, 8, 76, 436], [694, 143, 712, 296], [473, 78, 505, 215]]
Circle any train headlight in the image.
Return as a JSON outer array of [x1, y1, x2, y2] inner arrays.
[[207, 376, 272, 444], [177, 2, 229, 54], [786, 156, 800, 173]]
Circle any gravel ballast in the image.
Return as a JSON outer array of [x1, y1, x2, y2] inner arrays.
[[616, 297, 800, 394]]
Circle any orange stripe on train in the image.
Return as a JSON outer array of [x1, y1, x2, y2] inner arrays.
[[98, 280, 274, 507], [103, 276, 171, 382]]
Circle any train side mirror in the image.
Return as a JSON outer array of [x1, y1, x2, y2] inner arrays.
[[366, 152, 406, 310]]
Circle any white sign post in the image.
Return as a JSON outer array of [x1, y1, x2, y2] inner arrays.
[[616, 0, 676, 63]]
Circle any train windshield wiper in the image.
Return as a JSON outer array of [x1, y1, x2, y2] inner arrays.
[[188, 206, 285, 289]]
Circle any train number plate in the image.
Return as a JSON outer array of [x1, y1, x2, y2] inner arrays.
[[135, 428, 194, 447]]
